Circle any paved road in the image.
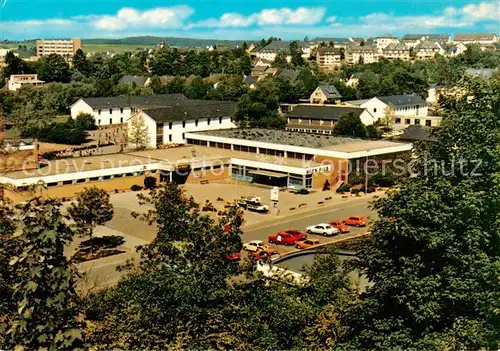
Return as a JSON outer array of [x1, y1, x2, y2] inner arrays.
[[76, 197, 376, 290]]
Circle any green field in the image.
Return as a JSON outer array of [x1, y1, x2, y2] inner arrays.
[[82, 44, 154, 54], [0, 44, 20, 50]]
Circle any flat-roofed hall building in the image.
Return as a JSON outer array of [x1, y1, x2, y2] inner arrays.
[[1, 130, 412, 201], [36, 38, 82, 59]]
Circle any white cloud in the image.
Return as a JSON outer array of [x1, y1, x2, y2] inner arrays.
[[93, 6, 195, 30], [458, 2, 499, 21], [188, 6, 326, 28]]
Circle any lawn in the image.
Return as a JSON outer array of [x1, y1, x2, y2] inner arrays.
[[82, 44, 154, 54], [0, 44, 20, 50]]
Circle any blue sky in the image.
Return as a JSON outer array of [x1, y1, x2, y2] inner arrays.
[[0, 0, 498, 40]]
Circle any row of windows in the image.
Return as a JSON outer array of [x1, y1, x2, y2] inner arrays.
[[97, 108, 124, 115], [395, 118, 432, 126], [41, 170, 156, 188], [159, 116, 224, 130], [98, 117, 124, 125]]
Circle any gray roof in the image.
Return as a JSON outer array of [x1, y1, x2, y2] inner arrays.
[[346, 99, 369, 106], [118, 75, 148, 87], [243, 75, 257, 86], [378, 95, 426, 106], [402, 34, 450, 41], [143, 101, 235, 123], [383, 43, 410, 51], [455, 33, 497, 41], [78, 94, 188, 109], [415, 40, 442, 50], [258, 40, 306, 53], [317, 47, 343, 55], [312, 37, 353, 45], [317, 85, 342, 99], [288, 105, 364, 121], [277, 69, 301, 83]]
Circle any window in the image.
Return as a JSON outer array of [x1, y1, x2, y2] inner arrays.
[[120, 117, 123, 123], [207, 118, 211, 125], [219, 116, 223, 124], [195, 119, 199, 126], [182, 121, 186, 128], [414, 119, 421, 125], [169, 135, 172, 142], [98, 120, 101, 125], [425, 120, 432, 127], [405, 119, 411, 125], [109, 118, 112, 124], [373, 108, 377, 113], [182, 133, 185, 140], [120, 107, 123, 113], [109, 109, 112, 114], [98, 109, 101, 115], [395, 118, 401, 124], [169, 122, 172, 129]]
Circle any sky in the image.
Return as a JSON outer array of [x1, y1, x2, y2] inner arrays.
[[0, 0, 499, 40]]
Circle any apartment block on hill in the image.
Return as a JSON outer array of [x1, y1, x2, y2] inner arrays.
[[316, 47, 343, 69], [8, 74, 45, 91], [36, 38, 82, 59], [414, 41, 445, 59], [382, 43, 411, 60], [345, 46, 379, 64]]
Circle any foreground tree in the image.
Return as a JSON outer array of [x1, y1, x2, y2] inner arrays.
[[68, 187, 114, 256], [342, 78, 500, 349], [2, 198, 83, 349], [128, 113, 150, 150], [334, 112, 367, 138]]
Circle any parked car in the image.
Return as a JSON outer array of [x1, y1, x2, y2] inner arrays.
[[252, 249, 281, 261], [306, 223, 340, 236], [329, 220, 350, 233], [243, 240, 268, 252], [247, 202, 270, 213], [343, 215, 368, 227], [295, 239, 320, 249], [225, 249, 241, 262], [268, 229, 307, 245]]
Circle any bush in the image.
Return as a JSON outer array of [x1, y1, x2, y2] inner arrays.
[[131, 185, 143, 191], [144, 176, 157, 189], [296, 188, 310, 195], [372, 174, 396, 187], [336, 184, 352, 193]]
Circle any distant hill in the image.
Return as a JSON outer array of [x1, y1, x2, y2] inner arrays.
[[82, 36, 249, 48]]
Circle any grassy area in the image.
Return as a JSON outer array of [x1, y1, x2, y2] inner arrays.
[[0, 44, 20, 50], [83, 44, 154, 54]]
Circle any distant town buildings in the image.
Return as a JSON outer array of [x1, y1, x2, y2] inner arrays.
[[36, 38, 82, 59], [454, 33, 498, 45], [316, 47, 343, 69], [8, 74, 45, 91]]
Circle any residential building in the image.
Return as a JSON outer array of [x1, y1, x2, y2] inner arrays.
[[401, 34, 451, 48], [454, 33, 498, 45], [118, 75, 148, 87], [286, 105, 376, 132], [346, 73, 361, 87], [36, 38, 82, 59], [131, 100, 236, 148], [8, 74, 45, 91], [382, 42, 411, 60], [414, 41, 444, 59], [257, 68, 305, 84], [346, 94, 428, 121], [393, 115, 442, 129], [345, 46, 379, 64], [445, 42, 467, 57], [71, 94, 188, 126], [256, 40, 310, 62], [374, 34, 399, 50], [316, 47, 343, 69], [309, 85, 342, 104]]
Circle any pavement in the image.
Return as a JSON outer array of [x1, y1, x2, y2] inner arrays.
[[73, 190, 378, 291]]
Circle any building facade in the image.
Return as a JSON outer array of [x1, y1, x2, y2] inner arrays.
[[36, 38, 82, 59], [346, 95, 428, 121], [345, 46, 379, 64], [382, 43, 411, 60], [316, 47, 343, 69], [8, 74, 45, 91]]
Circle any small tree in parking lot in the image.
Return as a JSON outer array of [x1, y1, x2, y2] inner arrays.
[[128, 113, 150, 150], [68, 187, 114, 256]]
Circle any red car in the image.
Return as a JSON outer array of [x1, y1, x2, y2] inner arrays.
[[343, 215, 368, 227], [329, 220, 350, 233], [252, 249, 281, 261], [225, 249, 241, 262], [268, 229, 307, 245]]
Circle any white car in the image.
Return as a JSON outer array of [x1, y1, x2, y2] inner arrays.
[[243, 240, 268, 252], [306, 223, 340, 236]]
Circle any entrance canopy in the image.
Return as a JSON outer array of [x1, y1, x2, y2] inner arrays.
[[249, 170, 288, 178]]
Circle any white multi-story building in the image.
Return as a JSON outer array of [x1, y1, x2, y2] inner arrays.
[[414, 41, 445, 59], [374, 35, 399, 50], [346, 94, 428, 122], [8, 74, 45, 91], [133, 101, 236, 148], [382, 43, 411, 60], [316, 47, 343, 69], [256, 40, 310, 62], [345, 46, 379, 64]]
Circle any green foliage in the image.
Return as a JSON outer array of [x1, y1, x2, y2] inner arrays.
[[1, 51, 33, 77], [74, 112, 96, 131], [272, 50, 289, 68], [72, 49, 90, 76], [22, 116, 90, 144], [366, 124, 381, 139], [2, 198, 83, 349], [130, 184, 143, 191], [143, 176, 157, 189], [290, 41, 305, 67], [296, 188, 310, 195], [36, 54, 71, 83], [334, 112, 367, 138], [67, 187, 114, 256], [342, 78, 500, 349]]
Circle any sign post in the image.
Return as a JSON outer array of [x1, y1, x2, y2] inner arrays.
[[271, 187, 280, 216]]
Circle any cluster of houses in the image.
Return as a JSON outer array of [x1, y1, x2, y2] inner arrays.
[[251, 33, 498, 70]]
